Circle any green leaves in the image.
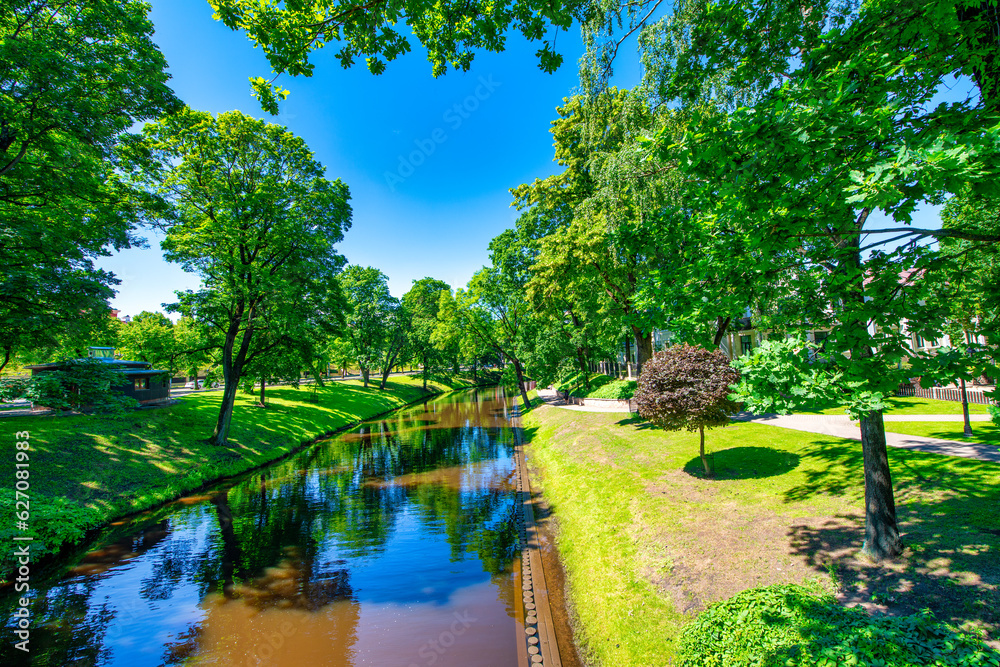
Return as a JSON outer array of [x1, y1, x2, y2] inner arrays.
[[134, 108, 351, 442], [677, 583, 1000, 667], [730, 336, 845, 415], [0, 1, 178, 364], [211, 0, 583, 113]]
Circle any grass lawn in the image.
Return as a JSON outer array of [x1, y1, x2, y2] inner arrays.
[[0, 374, 477, 578], [797, 395, 992, 415], [883, 420, 1000, 446], [522, 404, 1000, 666]]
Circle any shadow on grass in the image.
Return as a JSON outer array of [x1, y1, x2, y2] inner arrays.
[[615, 414, 656, 430], [782, 442, 1000, 641], [682, 447, 801, 480]]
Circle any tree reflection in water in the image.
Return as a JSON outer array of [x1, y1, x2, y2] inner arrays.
[[0, 387, 520, 667]]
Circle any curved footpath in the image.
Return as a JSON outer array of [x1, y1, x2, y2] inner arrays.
[[537, 389, 1000, 463]]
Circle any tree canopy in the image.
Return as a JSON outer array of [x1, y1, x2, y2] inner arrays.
[[135, 108, 351, 445], [210, 0, 585, 113], [635, 344, 741, 475], [0, 0, 179, 371]]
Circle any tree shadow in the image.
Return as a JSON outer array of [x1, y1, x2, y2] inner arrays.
[[615, 414, 658, 430], [782, 442, 1000, 643], [782, 439, 862, 502], [682, 447, 801, 480], [787, 496, 1000, 643]]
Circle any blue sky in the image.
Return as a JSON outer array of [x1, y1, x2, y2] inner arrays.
[[100, 0, 640, 316]]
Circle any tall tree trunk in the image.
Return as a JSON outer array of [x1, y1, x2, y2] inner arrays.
[[0, 348, 10, 375], [699, 425, 712, 476], [258, 373, 266, 407], [472, 359, 478, 383], [211, 315, 253, 447], [713, 316, 733, 348], [422, 353, 428, 390], [632, 326, 653, 376], [576, 347, 590, 390], [859, 409, 901, 559], [960, 377, 973, 437], [312, 365, 325, 388], [843, 208, 901, 560], [361, 366, 369, 388], [511, 356, 531, 408]]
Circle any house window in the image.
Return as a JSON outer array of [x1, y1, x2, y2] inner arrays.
[[134, 377, 149, 391], [740, 335, 752, 355], [813, 331, 829, 351]]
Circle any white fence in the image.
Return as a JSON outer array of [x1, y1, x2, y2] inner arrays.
[[896, 385, 995, 405]]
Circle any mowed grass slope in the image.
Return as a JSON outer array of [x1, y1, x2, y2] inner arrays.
[[0, 375, 476, 577], [522, 404, 1000, 666]]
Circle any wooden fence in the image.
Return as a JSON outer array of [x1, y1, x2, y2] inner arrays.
[[896, 385, 995, 405]]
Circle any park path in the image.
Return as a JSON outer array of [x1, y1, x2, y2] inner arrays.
[[536, 390, 998, 463], [734, 413, 1000, 463]]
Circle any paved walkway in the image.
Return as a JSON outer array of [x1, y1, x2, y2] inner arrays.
[[535, 390, 632, 413], [536, 390, 999, 463], [731, 412, 1000, 463]]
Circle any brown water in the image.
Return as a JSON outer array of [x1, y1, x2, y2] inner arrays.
[[1, 388, 521, 667]]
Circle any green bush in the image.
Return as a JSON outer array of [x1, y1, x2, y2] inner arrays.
[[0, 377, 29, 401], [989, 403, 1000, 428], [584, 378, 636, 399], [25, 359, 138, 414], [678, 584, 1000, 667]]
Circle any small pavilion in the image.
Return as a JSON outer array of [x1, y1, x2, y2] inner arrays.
[[26, 347, 171, 406]]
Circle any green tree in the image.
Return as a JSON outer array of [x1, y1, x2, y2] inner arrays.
[[433, 289, 493, 381], [136, 108, 351, 446], [209, 0, 584, 113], [0, 1, 179, 372], [403, 278, 452, 389], [462, 232, 537, 407], [939, 189, 1000, 350], [339, 266, 395, 388], [640, 0, 1000, 559], [326, 337, 355, 378]]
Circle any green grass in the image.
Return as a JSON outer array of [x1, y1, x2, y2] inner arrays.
[[521, 404, 1000, 666], [797, 395, 992, 415], [0, 374, 477, 577], [883, 420, 1000, 446]]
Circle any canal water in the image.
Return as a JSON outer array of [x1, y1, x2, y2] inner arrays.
[[1, 388, 522, 667]]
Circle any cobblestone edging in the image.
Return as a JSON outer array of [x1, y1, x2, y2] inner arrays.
[[511, 406, 562, 667]]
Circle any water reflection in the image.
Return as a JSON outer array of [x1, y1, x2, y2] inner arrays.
[[1, 387, 519, 666]]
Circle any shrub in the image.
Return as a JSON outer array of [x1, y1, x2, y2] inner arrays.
[[678, 583, 1000, 667], [990, 403, 1000, 429], [634, 344, 741, 475], [0, 377, 29, 402], [25, 359, 138, 414], [585, 378, 636, 399]]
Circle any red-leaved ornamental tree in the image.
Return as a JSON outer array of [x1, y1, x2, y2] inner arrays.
[[635, 344, 742, 475]]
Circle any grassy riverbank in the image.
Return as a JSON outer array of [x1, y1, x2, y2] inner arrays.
[[0, 374, 479, 578], [522, 403, 1000, 665]]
